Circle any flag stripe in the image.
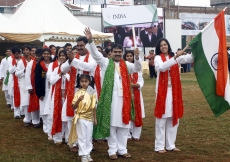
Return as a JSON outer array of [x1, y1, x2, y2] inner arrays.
[[214, 11, 228, 97]]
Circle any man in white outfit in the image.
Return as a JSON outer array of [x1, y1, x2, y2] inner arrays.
[[83, 28, 142, 160]]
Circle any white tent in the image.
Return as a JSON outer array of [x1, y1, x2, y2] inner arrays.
[[0, 0, 113, 43]]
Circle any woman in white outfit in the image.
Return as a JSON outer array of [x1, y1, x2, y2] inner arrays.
[[154, 38, 193, 153]]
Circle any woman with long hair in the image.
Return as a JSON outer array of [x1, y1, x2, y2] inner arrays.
[[154, 38, 193, 153], [123, 50, 145, 141], [35, 48, 52, 136]]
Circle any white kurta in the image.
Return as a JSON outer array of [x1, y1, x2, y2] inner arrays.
[[61, 54, 97, 122], [7, 56, 16, 96], [0, 57, 10, 91], [87, 42, 142, 128], [15, 59, 29, 107], [154, 54, 193, 118]]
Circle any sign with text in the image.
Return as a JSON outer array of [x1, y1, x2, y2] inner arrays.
[[102, 5, 158, 27], [105, 0, 133, 5]]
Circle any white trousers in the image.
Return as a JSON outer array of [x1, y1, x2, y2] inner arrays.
[[128, 121, 142, 139], [31, 110, 40, 125], [20, 106, 25, 116], [14, 107, 20, 117], [77, 119, 93, 156], [23, 105, 31, 124], [41, 115, 49, 134], [53, 122, 68, 143], [107, 126, 129, 156], [155, 117, 179, 151], [4, 90, 11, 105]]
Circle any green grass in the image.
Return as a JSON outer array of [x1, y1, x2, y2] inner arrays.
[[1, 70, 230, 162]]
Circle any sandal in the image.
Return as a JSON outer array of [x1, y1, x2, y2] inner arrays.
[[167, 148, 181, 152], [70, 146, 78, 152], [119, 153, 132, 158], [156, 150, 167, 153], [109, 154, 118, 160]]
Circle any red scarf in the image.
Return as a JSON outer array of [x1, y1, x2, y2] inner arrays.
[[120, 60, 132, 124], [12, 55, 20, 107], [65, 52, 90, 117], [40, 61, 48, 72], [94, 65, 101, 99], [51, 67, 63, 135], [154, 54, 183, 126], [130, 72, 142, 127], [28, 60, 40, 112]]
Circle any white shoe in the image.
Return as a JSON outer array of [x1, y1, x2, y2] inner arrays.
[[87, 154, 93, 161], [81, 156, 88, 162], [48, 136, 53, 141]]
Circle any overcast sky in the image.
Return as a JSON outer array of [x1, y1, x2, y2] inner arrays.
[[175, 0, 210, 7]]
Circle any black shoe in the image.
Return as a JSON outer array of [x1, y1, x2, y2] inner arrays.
[[14, 116, 21, 119], [21, 115, 25, 118], [7, 104, 11, 108], [34, 123, 40, 128], [24, 123, 30, 127]]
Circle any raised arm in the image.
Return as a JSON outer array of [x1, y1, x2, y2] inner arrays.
[[176, 53, 194, 64], [126, 48, 142, 74], [50, 67, 61, 85], [70, 54, 97, 72], [154, 55, 177, 72], [137, 72, 144, 89]]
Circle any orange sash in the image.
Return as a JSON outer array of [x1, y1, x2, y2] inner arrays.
[[65, 52, 90, 117], [40, 61, 48, 72], [130, 72, 142, 127], [154, 54, 183, 126], [12, 55, 20, 107]]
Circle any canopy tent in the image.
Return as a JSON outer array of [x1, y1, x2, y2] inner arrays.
[[0, 0, 113, 43]]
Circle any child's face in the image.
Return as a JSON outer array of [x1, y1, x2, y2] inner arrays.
[[80, 78, 90, 89]]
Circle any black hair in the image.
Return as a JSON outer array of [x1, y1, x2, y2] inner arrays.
[[111, 43, 123, 52], [155, 38, 173, 57], [76, 74, 95, 89], [79, 74, 91, 82], [11, 47, 21, 54], [177, 48, 181, 51], [123, 50, 134, 63], [77, 36, 88, 44], [104, 47, 111, 54], [96, 46, 103, 51], [72, 47, 78, 51], [149, 49, 154, 53], [128, 29, 137, 37], [39, 48, 52, 62], [31, 46, 37, 50], [6, 48, 12, 52], [35, 48, 43, 57], [64, 43, 72, 49], [49, 45, 55, 49], [58, 49, 68, 60], [22, 45, 31, 51]]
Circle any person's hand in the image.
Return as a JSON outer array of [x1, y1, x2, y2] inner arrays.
[[132, 83, 140, 88], [28, 89, 33, 94], [134, 48, 139, 60], [67, 50, 75, 63], [39, 96, 44, 101], [84, 27, 93, 41], [78, 95, 84, 102], [94, 119, 98, 125]]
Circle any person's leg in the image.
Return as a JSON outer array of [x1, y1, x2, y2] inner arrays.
[[107, 126, 118, 156], [155, 118, 167, 151], [117, 127, 129, 155], [77, 119, 87, 156], [149, 66, 154, 78], [85, 120, 93, 161], [53, 132, 62, 144], [23, 105, 31, 126], [41, 115, 48, 134], [31, 110, 40, 126], [14, 107, 21, 118], [132, 126, 142, 140], [165, 118, 180, 150], [4, 90, 11, 105], [153, 66, 157, 77]]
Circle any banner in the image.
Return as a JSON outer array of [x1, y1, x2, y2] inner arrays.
[[105, 0, 133, 5], [73, 0, 101, 5], [102, 5, 158, 27], [180, 13, 216, 35], [103, 7, 163, 48]]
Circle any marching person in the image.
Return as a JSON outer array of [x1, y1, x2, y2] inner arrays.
[[154, 38, 193, 153], [35, 48, 52, 135], [84, 27, 142, 160], [123, 51, 145, 141]]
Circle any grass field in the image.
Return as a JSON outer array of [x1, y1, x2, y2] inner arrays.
[[1, 70, 230, 162]]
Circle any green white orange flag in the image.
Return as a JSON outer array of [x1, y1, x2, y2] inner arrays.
[[189, 9, 230, 116]]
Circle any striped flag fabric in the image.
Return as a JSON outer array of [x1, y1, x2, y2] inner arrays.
[[189, 10, 230, 116]]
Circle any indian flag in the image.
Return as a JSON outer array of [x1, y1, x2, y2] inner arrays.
[[189, 10, 230, 116]]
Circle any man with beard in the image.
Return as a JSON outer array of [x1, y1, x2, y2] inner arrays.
[[84, 28, 142, 160]]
